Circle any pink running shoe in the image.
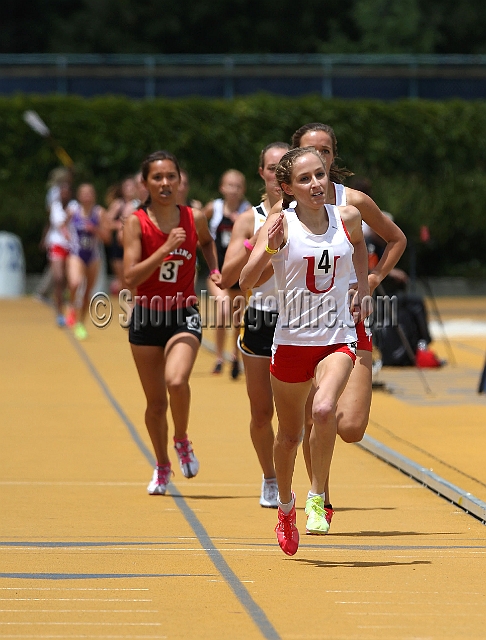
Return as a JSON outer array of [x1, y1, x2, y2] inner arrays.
[[174, 437, 199, 478], [147, 463, 173, 495], [275, 494, 299, 556]]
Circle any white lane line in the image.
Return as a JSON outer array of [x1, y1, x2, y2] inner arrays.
[[0, 587, 148, 591], [0, 623, 162, 626], [0, 481, 256, 487], [0, 609, 158, 613], [430, 318, 486, 338], [0, 635, 167, 639], [2, 546, 272, 552], [356, 625, 420, 629], [208, 580, 254, 583], [335, 601, 481, 605], [347, 612, 485, 617], [0, 599, 151, 602], [325, 589, 484, 594], [0, 482, 145, 486], [69, 546, 484, 553]]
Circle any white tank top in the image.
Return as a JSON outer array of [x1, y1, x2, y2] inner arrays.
[[334, 182, 346, 206], [247, 202, 278, 313], [333, 182, 358, 285], [271, 204, 357, 347]]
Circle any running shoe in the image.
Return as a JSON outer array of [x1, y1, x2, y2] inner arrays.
[[260, 476, 278, 508], [372, 358, 383, 378], [305, 495, 333, 535], [56, 314, 66, 328], [147, 464, 173, 495], [212, 360, 223, 375], [174, 437, 199, 478], [275, 494, 299, 555], [230, 358, 240, 380], [74, 322, 88, 340], [65, 308, 76, 328]]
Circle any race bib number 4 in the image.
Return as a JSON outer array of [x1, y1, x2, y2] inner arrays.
[[304, 248, 339, 294]]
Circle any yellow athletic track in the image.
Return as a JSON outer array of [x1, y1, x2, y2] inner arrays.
[[1, 295, 485, 640]]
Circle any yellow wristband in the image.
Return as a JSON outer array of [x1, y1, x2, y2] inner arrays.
[[265, 244, 279, 255]]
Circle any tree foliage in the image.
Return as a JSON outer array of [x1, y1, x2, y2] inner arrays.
[[2, 94, 486, 276], [2, 0, 486, 55]]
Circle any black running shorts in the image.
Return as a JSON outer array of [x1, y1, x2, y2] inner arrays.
[[129, 304, 202, 348], [238, 306, 278, 358]]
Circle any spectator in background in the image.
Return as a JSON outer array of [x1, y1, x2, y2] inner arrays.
[[45, 182, 72, 326], [203, 169, 250, 379]]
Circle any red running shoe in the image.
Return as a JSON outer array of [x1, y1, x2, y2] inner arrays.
[[275, 494, 299, 556], [65, 308, 76, 328]]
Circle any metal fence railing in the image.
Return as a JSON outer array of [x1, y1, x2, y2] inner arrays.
[[2, 53, 486, 100]]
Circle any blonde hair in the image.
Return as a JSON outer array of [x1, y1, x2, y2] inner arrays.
[[220, 169, 246, 187]]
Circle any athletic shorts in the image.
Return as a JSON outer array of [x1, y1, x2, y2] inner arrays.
[[356, 320, 373, 352], [48, 244, 69, 261], [270, 342, 357, 383], [238, 307, 278, 358], [71, 247, 100, 266], [129, 304, 202, 348]]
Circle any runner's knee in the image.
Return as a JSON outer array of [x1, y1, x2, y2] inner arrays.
[[337, 416, 368, 443]]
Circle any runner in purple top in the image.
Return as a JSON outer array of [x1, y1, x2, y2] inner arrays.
[[65, 183, 107, 340]]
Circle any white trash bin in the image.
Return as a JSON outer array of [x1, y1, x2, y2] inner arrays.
[[0, 232, 26, 298]]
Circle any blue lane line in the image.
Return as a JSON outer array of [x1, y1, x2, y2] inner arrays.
[[0, 573, 207, 580], [68, 334, 281, 640]]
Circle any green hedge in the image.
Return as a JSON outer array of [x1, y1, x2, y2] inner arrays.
[[2, 94, 486, 276]]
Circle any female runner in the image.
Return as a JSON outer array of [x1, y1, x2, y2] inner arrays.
[[291, 123, 406, 524], [240, 147, 369, 555], [65, 183, 106, 340], [123, 150, 221, 495], [221, 142, 289, 508]]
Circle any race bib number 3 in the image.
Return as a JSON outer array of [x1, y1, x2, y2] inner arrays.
[[159, 259, 184, 283]]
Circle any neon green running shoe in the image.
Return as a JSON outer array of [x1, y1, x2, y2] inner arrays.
[[74, 322, 88, 341], [305, 495, 331, 535]]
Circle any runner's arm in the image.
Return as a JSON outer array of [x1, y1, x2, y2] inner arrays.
[[193, 209, 221, 287]]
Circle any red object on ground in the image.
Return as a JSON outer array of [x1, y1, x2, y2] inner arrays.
[[415, 347, 442, 368]]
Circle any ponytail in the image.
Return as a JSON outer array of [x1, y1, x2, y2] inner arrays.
[[281, 192, 294, 210]]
